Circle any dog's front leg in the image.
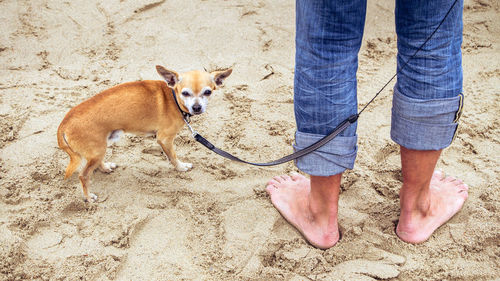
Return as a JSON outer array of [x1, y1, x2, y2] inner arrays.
[[157, 132, 192, 172]]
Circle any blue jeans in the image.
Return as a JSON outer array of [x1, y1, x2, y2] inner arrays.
[[294, 0, 464, 176]]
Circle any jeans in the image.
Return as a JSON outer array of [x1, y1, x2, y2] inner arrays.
[[294, 0, 464, 176]]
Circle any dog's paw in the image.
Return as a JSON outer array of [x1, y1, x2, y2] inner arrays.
[[99, 162, 117, 173], [175, 161, 193, 172], [84, 193, 98, 203]]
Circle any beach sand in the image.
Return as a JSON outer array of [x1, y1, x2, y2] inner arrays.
[[0, 0, 499, 280]]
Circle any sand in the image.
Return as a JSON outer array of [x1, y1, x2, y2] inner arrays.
[[0, 0, 499, 280]]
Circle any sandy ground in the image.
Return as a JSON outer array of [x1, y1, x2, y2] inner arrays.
[[0, 0, 499, 280]]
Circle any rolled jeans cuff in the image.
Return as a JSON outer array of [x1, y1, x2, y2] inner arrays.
[[391, 88, 463, 150], [294, 131, 358, 177]]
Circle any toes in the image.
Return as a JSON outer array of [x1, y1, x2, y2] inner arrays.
[[456, 180, 467, 187], [266, 184, 277, 195], [458, 188, 469, 200], [444, 176, 457, 183], [290, 172, 307, 181], [433, 171, 468, 190], [267, 179, 280, 187], [458, 183, 469, 192], [272, 176, 284, 183], [444, 176, 468, 190], [281, 175, 292, 182], [268, 173, 302, 184], [433, 170, 445, 180], [273, 175, 293, 183], [268, 173, 303, 189]]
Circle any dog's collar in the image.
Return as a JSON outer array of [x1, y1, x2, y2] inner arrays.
[[171, 88, 193, 122]]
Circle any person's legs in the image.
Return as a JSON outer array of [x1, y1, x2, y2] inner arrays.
[[393, 0, 467, 243], [267, 0, 366, 249]]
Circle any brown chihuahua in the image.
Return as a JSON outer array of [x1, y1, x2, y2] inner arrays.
[[57, 65, 232, 202]]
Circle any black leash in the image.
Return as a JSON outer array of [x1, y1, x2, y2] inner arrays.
[[171, 88, 358, 166], [174, 0, 459, 166]]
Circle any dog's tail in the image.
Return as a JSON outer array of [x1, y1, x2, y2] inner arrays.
[[57, 124, 81, 179]]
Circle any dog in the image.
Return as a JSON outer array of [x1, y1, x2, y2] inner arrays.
[[57, 65, 232, 202]]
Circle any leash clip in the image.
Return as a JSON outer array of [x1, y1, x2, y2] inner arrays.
[[182, 112, 191, 124], [183, 118, 198, 138]]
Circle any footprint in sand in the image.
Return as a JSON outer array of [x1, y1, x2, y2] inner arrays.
[[115, 210, 206, 280], [323, 247, 404, 280], [221, 200, 276, 275], [323, 258, 402, 280]]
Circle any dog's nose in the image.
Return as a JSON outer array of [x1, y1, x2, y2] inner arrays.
[[192, 104, 202, 113]]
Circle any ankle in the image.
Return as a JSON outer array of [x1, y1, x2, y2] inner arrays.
[[308, 174, 341, 224], [307, 195, 335, 224], [400, 183, 431, 216]]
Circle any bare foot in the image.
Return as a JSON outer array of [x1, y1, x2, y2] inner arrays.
[[266, 173, 340, 249], [396, 170, 468, 243]]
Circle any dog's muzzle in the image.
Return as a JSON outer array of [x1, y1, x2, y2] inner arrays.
[[192, 104, 202, 114]]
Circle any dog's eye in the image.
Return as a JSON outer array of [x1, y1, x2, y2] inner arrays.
[[181, 91, 190, 97], [203, 90, 212, 96]]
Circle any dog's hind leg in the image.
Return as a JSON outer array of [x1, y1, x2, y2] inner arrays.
[[79, 146, 106, 202], [98, 130, 122, 173], [58, 129, 82, 179], [79, 158, 101, 202], [65, 152, 82, 179]]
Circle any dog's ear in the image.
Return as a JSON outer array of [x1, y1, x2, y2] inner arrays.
[[156, 65, 180, 87], [211, 68, 232, 86]]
